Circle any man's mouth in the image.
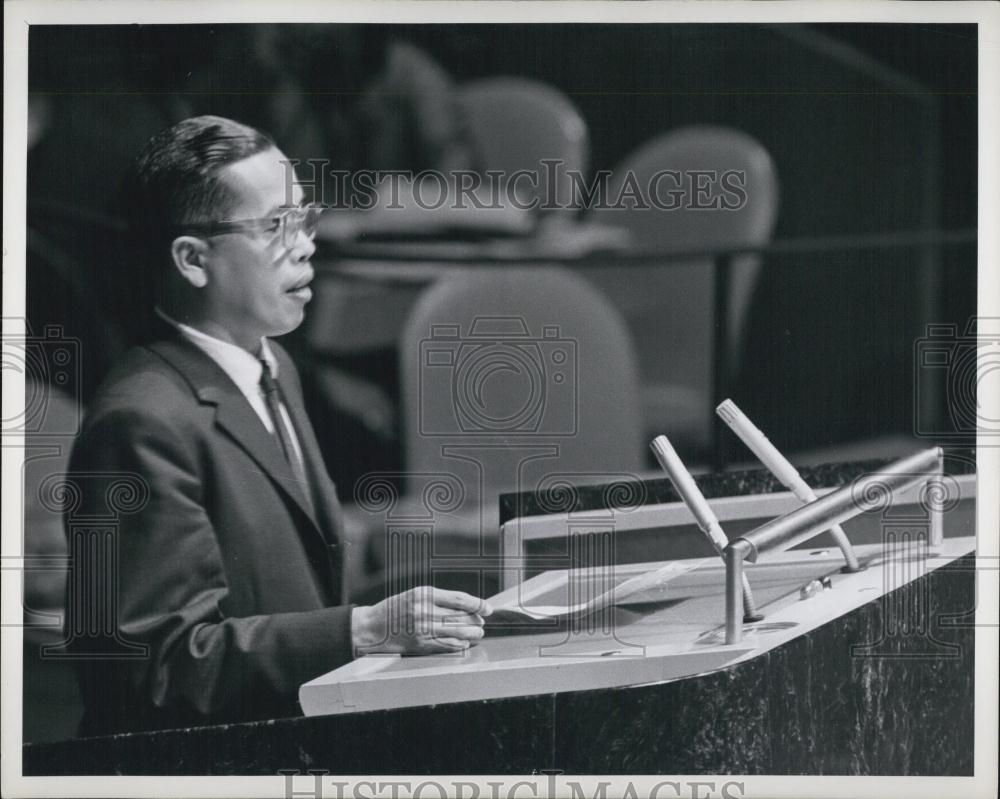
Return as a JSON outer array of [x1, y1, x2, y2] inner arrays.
[[286, 271, 314, 300]]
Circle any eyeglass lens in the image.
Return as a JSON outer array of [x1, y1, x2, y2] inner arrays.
[[281, 207, 321, 248]]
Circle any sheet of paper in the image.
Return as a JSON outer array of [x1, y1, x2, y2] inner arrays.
[[489, 559, 709, 623]]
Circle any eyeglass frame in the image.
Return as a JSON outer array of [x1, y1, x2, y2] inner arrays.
[[172, 204, 323, 250]]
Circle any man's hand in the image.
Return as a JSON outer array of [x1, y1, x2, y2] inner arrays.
[[351, 587, 493, 656]]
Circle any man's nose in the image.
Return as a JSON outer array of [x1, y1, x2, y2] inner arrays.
[[293, 231, 316, 262]]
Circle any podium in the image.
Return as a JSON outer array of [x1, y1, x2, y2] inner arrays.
[[24, 455, 978, 776]]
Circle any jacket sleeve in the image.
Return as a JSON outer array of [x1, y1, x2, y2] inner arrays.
[[66, 403, 355, 719]]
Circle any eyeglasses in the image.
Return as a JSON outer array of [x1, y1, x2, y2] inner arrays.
[[176, 205, 322, 250]]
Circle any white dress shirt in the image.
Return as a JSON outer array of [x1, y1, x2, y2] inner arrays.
[[155, 308, 305, 466]]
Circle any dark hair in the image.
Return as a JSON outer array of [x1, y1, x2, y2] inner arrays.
[[124, 115, 276, 260]]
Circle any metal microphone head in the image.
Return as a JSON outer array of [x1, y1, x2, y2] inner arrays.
[[715, 398, 739, 426]]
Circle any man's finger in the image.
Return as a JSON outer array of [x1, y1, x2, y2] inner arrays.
[[425, 637, 471, 652], [430, 623, 485, 641], [436, 610, 485, 626], [431, 588, 493, 616]]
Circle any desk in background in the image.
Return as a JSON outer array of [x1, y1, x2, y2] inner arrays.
[[306, 226, 976, 469]]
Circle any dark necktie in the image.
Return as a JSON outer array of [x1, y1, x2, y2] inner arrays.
[[259, 360, 313, 515]]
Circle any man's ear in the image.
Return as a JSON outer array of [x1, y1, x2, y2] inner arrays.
[[170, 236, 210, 288]]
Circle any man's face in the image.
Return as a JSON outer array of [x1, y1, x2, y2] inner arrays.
[[198, 148, 315, 349]]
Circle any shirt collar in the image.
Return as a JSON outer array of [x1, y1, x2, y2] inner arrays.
[[155, 308, 279, 394]]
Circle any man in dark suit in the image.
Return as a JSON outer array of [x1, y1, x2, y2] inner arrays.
[[65, 115, 491, 736]]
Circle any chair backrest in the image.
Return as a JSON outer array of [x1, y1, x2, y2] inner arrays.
[[458, 77, 589, 211], [580, 125, 779, 453], [22, 378, 85, 742], [399, 267, 643, 510]]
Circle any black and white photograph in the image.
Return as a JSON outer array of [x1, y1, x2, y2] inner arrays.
[[3, 2, 998, 797]]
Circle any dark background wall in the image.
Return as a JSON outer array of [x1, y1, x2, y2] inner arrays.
[[28, 23, 978, 233], [26, 22, 977, 457]]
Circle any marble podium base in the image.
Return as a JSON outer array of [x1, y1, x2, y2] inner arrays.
[[23, 552, 975, 776]]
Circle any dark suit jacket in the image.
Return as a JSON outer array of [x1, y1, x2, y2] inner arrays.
[[65, 329, 354, 736]]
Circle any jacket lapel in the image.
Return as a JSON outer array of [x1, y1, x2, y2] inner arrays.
[[145, 336, 321, 532], [271, 348, 343, 548]]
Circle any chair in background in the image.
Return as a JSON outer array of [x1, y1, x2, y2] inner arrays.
[[400, 265, 643, 494], [342, 267, 643, 602], [458, 77, 589, 212], [22, 379, 85, 743], [580, 125, 780, 459]]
